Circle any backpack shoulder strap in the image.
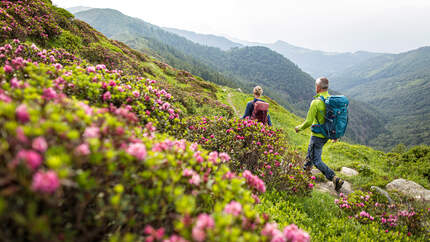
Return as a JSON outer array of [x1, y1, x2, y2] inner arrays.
[[315, 96, 326, 125]]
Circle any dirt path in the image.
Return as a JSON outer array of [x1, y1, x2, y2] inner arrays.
[[227, 92, 240, 117]]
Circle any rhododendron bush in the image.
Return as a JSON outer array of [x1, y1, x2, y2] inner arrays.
[[0, 0, 63, 42], [177, 116, 314, 194], [336, 191, 430, 238], [0, 41, 179, 132], [0, 39, 310, 241]]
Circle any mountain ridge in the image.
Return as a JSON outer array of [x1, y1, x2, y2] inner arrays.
[[161, 27, 385, 78], [331, 46, 430, 149]]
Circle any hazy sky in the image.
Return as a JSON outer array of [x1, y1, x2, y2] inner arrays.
[[52, 0, 430, 53]]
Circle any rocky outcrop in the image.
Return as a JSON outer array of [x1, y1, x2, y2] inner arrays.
[[386, 179, 430, 202], [370, 186, 394, 204]]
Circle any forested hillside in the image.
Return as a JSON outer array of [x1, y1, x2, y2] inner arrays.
[[74, 8, 388, 147], [331, 47, 430, 149], [162, 28, 383, 79]]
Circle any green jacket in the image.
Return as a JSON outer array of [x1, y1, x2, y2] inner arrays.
[[296, 91, 330, 138]]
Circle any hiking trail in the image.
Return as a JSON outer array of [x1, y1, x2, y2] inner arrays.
[[227, 92, 240, 117]]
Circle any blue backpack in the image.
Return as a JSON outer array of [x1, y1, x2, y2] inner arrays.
[[311, 95, 349, 139]]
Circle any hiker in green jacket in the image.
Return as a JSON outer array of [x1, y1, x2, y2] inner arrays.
[[295, 77, 344, 192]]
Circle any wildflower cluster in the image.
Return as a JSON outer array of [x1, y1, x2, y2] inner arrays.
[[177, 116, 313, 194], [0, 0, 63, 42], [336, 191, 430, 237], [0, 41, 180, 132], [262, 222, 310, 242]]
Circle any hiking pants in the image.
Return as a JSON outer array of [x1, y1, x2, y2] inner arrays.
[[304, 136, 335, 181]]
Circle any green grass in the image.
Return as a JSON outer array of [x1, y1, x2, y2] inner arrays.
[[258, 190, 419, 241]]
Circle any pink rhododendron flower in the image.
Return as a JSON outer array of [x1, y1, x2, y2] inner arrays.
[[54, 63, 62, 70], [103, 91, 111, 101], [16, 104, 30, 123], [144, 225, 164, 242], [75, 143, 90, 156], [4, 64, 13, 73], [96, 64, 106, 70], [219, 152, 230, 162], [359, 211, 367, 217], [0, 93, 11, 103], [31, 170, 60, 194], [193, 152, 204, 163], [132, 91, 140, 98], [83, 127, 100, 139], [283, 224, 310, 242], [224, 201, 242, 216], [182, 168, 194, 177], [43, 88, 57, 100], [79, 102, 93, 116], [32, 137, 48, 152], [15, 150, 43, 171], [161, 102, 170, 110], [190, 143, 198, 151], [196, 213, 214, 229], [86, 66, 96, 73], [10, 77, 19, 88], [262, 222, 280, 237], [208, 151, 218, 163], [192, 227, 206, 242], [308, 183, 314, 189], [243, 170, 266, 193], [164, 235, 187, 242], [189, 174, 201, 185], [127, 143, 147, 160]]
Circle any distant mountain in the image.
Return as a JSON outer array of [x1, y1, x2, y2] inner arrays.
[[162, 28, 385, 78], [331, 46, 430, 149], [163, 27, 243, 51], [229, 39, 385, 78], [73, 8, 388, 146], [66, 6, 92, 14]]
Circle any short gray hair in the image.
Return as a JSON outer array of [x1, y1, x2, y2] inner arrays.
[[316, 77, 329, 90]]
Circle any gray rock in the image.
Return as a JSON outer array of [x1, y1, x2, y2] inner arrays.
[[340, 167, 359, 177], [370, 186, 394, 204], [316, 180, 353, 196], [386, 179, 430, 202]]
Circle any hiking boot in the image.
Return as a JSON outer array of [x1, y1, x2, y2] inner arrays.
[[303, 165, 312, 174], [333, 177, 344, 192]]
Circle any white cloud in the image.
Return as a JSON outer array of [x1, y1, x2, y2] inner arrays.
[[53, 0, 430, 53]]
